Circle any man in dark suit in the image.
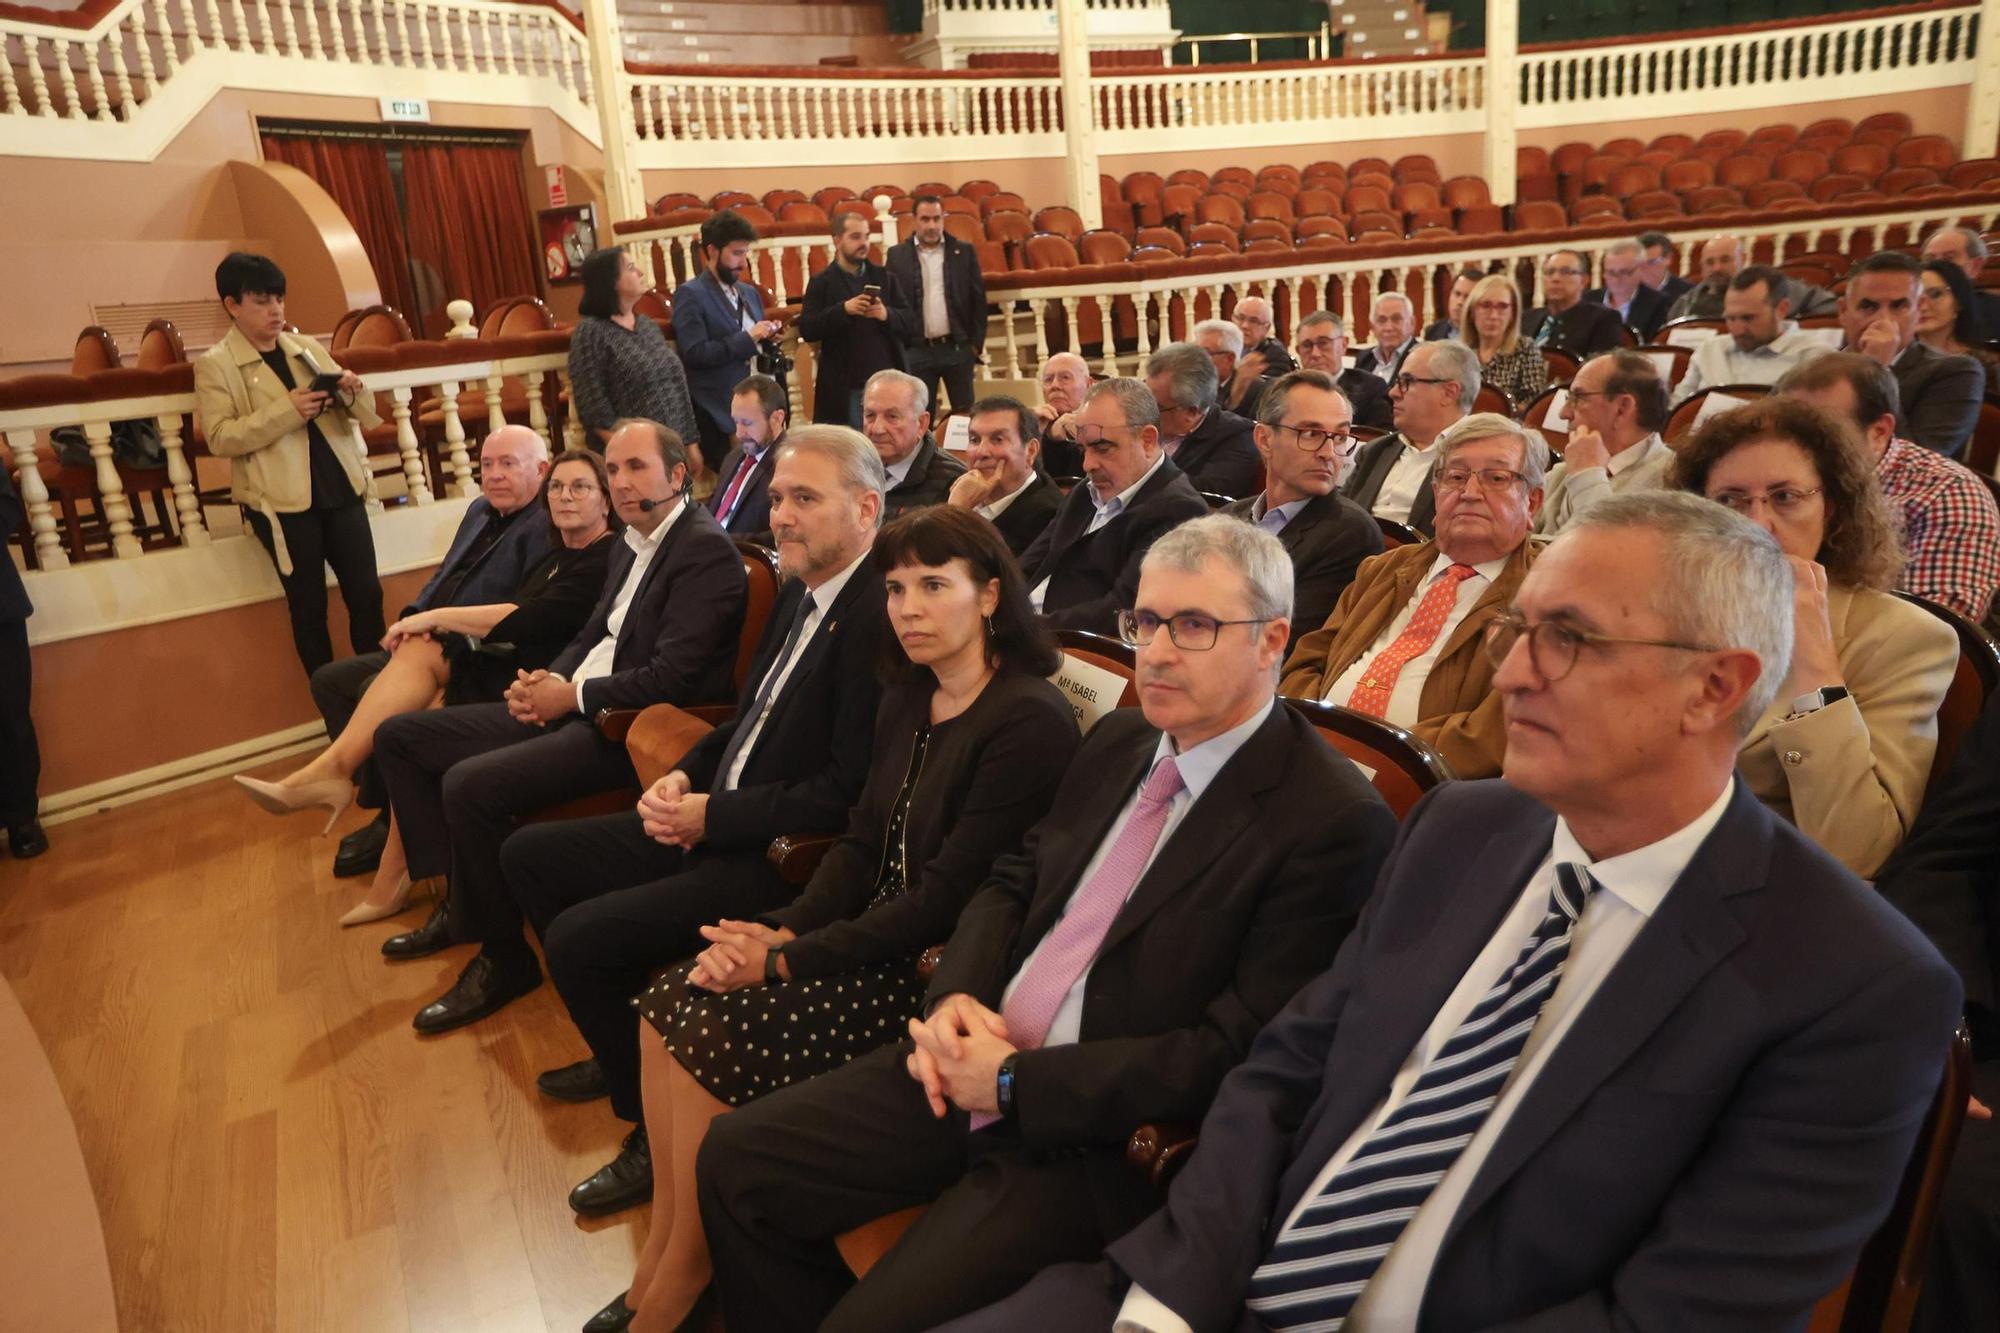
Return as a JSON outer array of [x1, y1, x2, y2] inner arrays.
[[311, 424, 554, 877], [1342, 339, 1478, 538], [865, 368, 966, 520], [947, 395, 1062, 556], [708, 372, 786, 544], [1351, 291, 1419, 384], [1922, 226, 2000, 341], [800, 209, 918, 427], [1146, 342, 1260, 498], [1018, 377, 1208, 632], [512, 425, 892, 1217], [671, 210, 782, 460], [1425, 268, 1481, 341], [1841, 250, 1986, 457], [1524, 248, 1629, 356], [948, 490, 1962, 1333], [697, 513, 1398, 1333], [0, 462, 44, 859], [371, 420, 747, 1028], [887, 194, 988, 415], [1294, 310, 1390, 429], [1223, 369, 1382, 651], [1637, 229, 1695, 308], [1220, 296, 1298, 415], [1586, 238, 1671, 341]]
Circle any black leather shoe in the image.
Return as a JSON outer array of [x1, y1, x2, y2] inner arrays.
[[381, 899, 454, 960], [581, 1292, 634, 1332], [7, 821, 48, 859], [332, 810, 390, 878], [538, 1058, 609, 1103], [569, 1127, 652, 1216], [412, 954, 541, 1035]]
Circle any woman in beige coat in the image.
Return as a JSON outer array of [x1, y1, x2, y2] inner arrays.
[[194, 252, 384, 679], [1672, 396, 1957, 877]]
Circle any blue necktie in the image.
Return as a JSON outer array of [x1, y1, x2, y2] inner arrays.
[[713, 591, 816, 786], [1243, 862, 1602, 1331]]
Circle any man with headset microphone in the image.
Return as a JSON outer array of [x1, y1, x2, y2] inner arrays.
[[371, 419, 751, 1035]]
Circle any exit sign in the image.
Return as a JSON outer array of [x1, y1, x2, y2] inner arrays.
[[379, 97, 431, 123]]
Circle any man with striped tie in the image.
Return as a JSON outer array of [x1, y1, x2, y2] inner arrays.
[[943, 491, 1963, 1333]]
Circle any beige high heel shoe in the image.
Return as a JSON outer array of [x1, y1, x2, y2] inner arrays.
[[233, 774, 355, 835], [338, 874, 419, 927]]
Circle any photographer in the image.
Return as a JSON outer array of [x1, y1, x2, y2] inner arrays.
[[672, 211, 784, 460], [194, 251, 385, 681], [799, 209, 918, 426], [569, 248, 701, 455]]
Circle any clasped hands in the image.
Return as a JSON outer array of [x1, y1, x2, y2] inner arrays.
[[905, 993, 1016, 1118], [688, 919, 796, 992], [504, 668, 579, 727], [638, 770, 709, 850]]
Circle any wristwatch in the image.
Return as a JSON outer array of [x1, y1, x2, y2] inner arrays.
[[763, 945, 785, 985], [995, 1054, 1019, 1119], [1786, 685, 1850, 720]]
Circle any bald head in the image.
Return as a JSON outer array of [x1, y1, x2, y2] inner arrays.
[[1233, 295, 1275, 345], [1040, 352, 1092, 414], [479, 424, 551, 514], [1700, 235, 1744, 288]]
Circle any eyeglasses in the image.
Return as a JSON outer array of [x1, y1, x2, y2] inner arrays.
[[1118, 608, 1273, 651], [1297, 337, 1341, 353], [1601, 265, 1639, 281], [1271, 422, 1359, 453], [1709, 486, 1823, 516], [1433, 466, 1528, 493], [1472, 300, 1515, 314], [1542, 266, 1587, 278], [1392, 374, 1454, 392], [1483, 612, 1722, 681], [547, 480, 602, 497]]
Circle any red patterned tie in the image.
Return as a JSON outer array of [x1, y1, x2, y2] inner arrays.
[[714, 451, 758, 524], [1344, 563, 1478, 718]]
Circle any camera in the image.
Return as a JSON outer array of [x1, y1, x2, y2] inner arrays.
[[755, 337, 794, 382]]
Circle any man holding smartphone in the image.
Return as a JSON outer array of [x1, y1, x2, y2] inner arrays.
[[798, 209, 917, 426]]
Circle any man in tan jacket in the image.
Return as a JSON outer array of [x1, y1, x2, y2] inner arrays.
[[1280, 413, 1546, 777]]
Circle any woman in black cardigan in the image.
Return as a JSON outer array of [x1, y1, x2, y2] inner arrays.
[[592, 505, 1078, 1333]]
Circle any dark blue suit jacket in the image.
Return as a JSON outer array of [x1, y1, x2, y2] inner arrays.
[[672, 273, 766, 440], [408, 496, 549, 618], [0, 463, 31, 621]]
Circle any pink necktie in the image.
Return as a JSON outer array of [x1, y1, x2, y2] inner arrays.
[[1344, 563, 1477, 718], [971, 756, 1185, 1130], [714, 451, 758, 523]]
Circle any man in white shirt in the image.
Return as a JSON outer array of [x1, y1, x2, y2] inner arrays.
[[946, 395, 1062, 556], [947, 490, 1962, 1333], [1673, 264, 1831, 402], [1537, 348, 1675, 535], [1341, 339, 1479, 537]]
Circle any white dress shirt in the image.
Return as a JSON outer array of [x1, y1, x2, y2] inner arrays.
[[997, 699, 1274, 1050], [1673, 322, 1831, 402], [917, 240, 951, 339], [978, 472, 1038, 521], [1322, 551, 1506, 723], [1032, 451, 1166, 609], [1117, 778, 1738, 1333], [567, 497, 686, 714], [1371, 338, 1416, 383], [721, 546, 869, 791], [1371, 440, 1436, 524]]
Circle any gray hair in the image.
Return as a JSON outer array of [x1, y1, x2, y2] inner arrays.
[[1192, 319, 1245, 358], [1930, 225, 1989, 261], [1565, 491, 1795, 733], [1604, 239, 1642, 264], [777, 423, 888, 521], [1373, 290, 1415, 317], [1297, 309, 1344, 335], [1434, 411, 1550, 490], [864, 367, 929, 415], [1143, 512, 1295, 626], [486, 423, 551, 463], [1085, 376, 1162, 430], [1145, 343, 1220, 413], [1421, 339, 1484, 413]]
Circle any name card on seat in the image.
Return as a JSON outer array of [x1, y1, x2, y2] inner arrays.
[[1541, 388, 1571, 432], [1643, 350, 1679, 382], [1802, 326, 1846, 349], [1051, 653, 1129, 733], [1692, 391, 1750, 429], [1665, 326, 1715, 349]]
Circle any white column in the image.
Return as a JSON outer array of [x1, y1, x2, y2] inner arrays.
[[1483, 0, 1519, 206], [580, 0, 644, 224], [1966, 0, 2000, 158], [1055, 0, 1103, 231]]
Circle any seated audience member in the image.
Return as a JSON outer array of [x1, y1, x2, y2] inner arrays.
[[801, 210, 918, 426], [309, 425, 555, 879], [949, 491, 1963, 1333], [238, 448, 619, 924], [1921, 225, 2000, 340], [864, 368, 965, 521], [1777, 353, 2000, 621], [1146, 342, 1262, 498], [1586, 238, 1671, 341], [1841, 250, 1985, 458], [369, 420, 747, 1013], [1343, 339, 1480, 537], [708, 373, 786, 543], [946, 395, 1062, 556], [1462, 273, 1548, 407], [590, 505, 1080, 1333], [1522, 250, 1626, 357], [1637, 229, 1695, 306], [695, 515, 1399, 1333], [1536, 349, 1674, 536], [1353, 292, 1419, 382], [1192, 318, 1250, 413], [0, 463, 43, 860], [1293, 310, 1390, 429], [1019, 378, 1208, 632], [1223, 370, 1382, 650], [1918, 258, 2000, 383], [513, 425, 892, 1217], [1671, 397, 1956, 877], [1669, 233, 1839, 323], [1424, 268, 1481, 341], [1286, 413, 1546, 778], [672, 211, 783, 460], [570, 248, 702, 453], [1224, 296, 1298, 412], [1875, 691, 2000, 1333], [1034, 351, 1092, 478], [1674, 264, 1832, 402]]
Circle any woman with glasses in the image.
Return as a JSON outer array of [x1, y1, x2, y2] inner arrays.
[[592, 505, 1076, 1333], [1461, 274, 1548, 409], [236, 449, 620, 922], [1670, 397, 1956, 877], [1916, 259, 2000, 381]]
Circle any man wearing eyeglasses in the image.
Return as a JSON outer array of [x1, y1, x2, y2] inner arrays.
[[1636, 230, 1695, 307], [1223, 370, 1383, 650], [1342, 340, 1480, 537], [1536, 350, 1676, 536], [1585, 239, 1671, 342], [1352, 292, 1420, 384], [1286, 413, 1547, 778], [1293, 310, 1390, 428], [1523, 249, 1628, 358]]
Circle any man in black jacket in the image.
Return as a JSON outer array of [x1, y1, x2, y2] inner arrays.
[[1146, 342, 1261, 498], [1922, 226, 2000, 341], [1294, 310, 1391, 429], [697, 514, 1397, 1333], [0, 462, 43, 859], [888, 195, 988, 415], [1840, 250, 1986, 457], [1524, 249, 1628, 357], [947, 395, 1062, 556], [1342, 339, 1479, 538], [866, 369, 967, 520], [1585, 238, 1671, 341], [801, 209, 918, 426], [708, 372, 786, 544], [1637, 230, 1695, 308]]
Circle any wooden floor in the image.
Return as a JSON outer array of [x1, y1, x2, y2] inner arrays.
[[0, 759, 648, 1332]]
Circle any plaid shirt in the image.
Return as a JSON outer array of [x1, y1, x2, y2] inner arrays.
[[1877, 436, 2000, 620]]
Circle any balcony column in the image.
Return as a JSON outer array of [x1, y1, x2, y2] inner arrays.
[[1482, 0, 1519, 205], [1056, 0, 1103, 230], [581, 0, 644, 223], [1966, 0, 2000, 157]]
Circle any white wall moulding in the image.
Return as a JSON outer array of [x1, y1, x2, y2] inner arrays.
[[908, 0, 1177, 70]]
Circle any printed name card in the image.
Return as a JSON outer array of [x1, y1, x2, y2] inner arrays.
[[941, 415, 971, 456], [1802, 326, 1846, 349], [1692, 391, 1750, 429], [1665, 325, 1716, 349], [1540, 388, 1571, 433], [1643, 350, 1679, 382], [1050, 654, 1130, 733]]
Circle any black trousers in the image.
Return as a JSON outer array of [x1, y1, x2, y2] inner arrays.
[[243, 500, 385, 680], [1914, 1057, 2000, 1332], [373, 704, 638, 968], [932, 1259, 1135, 1332], [509, 809, 794, 1121], [308, 649, 389, 808], [906, 342, 978, 416], [691, 398, 735, 474], [0, 617, 39, 827], [697, 1041, 1153, 1333]]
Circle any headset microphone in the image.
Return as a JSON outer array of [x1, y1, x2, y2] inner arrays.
[[633, 468, 696, 512]]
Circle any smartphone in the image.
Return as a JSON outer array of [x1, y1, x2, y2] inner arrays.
[[309, 371, 345, 395], [862, 284, 882, 302]]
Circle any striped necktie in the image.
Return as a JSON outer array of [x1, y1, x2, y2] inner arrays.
[[1243, 862, 1602, 1331]]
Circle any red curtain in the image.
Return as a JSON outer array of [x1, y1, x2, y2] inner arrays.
[[258, 133, 423, 325], [402, 140, 541, 338]]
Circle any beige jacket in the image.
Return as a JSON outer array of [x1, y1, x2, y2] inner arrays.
[[1738, 583, 1957, 878], [1532, 433, 1674, 536], [194, 326, 380, 572]]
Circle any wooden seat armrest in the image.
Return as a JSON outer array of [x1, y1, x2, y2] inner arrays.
[[687, 703, 737, 726], [1127, 1122, 1201, 1194], [596, 708, 642, 743], [767, 833, 838, 887]]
